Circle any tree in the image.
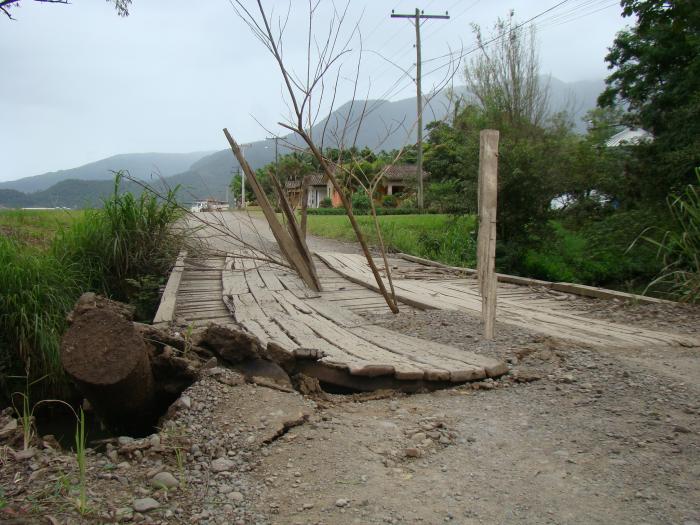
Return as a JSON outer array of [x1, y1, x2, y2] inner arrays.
[[599, 0, 700, 201], [1, 0, 130, 19], [464, 11, 550, 129]]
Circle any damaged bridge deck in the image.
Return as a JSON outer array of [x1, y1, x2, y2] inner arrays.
[[162, 251, 507, 390]]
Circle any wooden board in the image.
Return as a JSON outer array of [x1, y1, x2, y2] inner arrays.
[[216, 252, 507, 384], [317, 252, 699, 349]]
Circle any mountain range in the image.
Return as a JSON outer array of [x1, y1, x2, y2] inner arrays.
[[0, 78, 604, 209]]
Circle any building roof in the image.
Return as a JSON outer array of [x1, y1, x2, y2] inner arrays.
[[606, 128, 653, 147], [382, 164, 428, 182], [284, 173, 327, 190]]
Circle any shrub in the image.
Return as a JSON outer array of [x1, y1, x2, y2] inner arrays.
[[399, 196, 417, 209], [319, 197, 332, 208], [351, 192, 371, 212], [382, 195, 398, 208]]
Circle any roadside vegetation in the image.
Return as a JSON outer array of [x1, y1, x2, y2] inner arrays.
[[305, 214, 476, 267], [244, 3, 698, 302], [0, 174, 184, 402]]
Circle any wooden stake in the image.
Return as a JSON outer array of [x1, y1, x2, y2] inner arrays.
[[223, 128, 321, 292], [477, 129, 499, 340], [300, 175, 310, 238]]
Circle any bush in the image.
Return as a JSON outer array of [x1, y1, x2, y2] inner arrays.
[[319, 197, 332, 208], [382, 195, 398, 208], [351, 192, 371, 212]]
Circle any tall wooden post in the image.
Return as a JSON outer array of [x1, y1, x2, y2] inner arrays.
[[476, 129, 499, 340]]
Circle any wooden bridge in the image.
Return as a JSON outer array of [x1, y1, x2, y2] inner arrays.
[[153, 213, 696, 389]]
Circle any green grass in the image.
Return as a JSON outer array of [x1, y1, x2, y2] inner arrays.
[[305, 214, 477, 267], [0, 237, 80, 399], [0, 209, 82, 249]]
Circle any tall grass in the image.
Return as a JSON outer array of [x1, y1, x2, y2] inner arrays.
[[642, 171, 700, 302], [53, 174, 184, 319], [0, 237, 80, 399]]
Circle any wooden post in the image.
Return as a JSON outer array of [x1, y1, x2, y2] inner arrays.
[[476, 129, 499, 340], [300, 175, 310, 238], [223, 128, 321, 292]]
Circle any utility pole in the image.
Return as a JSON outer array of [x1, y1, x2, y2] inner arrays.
[[390, 8, 449, 210]]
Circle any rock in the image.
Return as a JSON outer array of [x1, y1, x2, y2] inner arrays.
[[335, 498, 349, 508], [561, 374, 575, 384], [0, 417, 18, 438], [229, 491, 244, 503], [211, 457, 236, 472], [133, 497, 160, 513], [404, 447, 421, 458], [116, 507, 134, 520], [151, 471, 179, 490], [673, 424, 692, 434], [302, 503, 314, 510], [178, 395, 192, 410], [411, 432, 426, 443]]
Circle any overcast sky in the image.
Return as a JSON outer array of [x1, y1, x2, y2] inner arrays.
[[0, 0, 629, 182]]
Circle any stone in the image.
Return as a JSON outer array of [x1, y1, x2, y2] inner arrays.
[[302, 503, 314, 510], [673, 424, 691, 434], [335, 498, 349, 508], [151, 471, 179, 490], [178, 395, 192, 410], [211, 457, 235, 472], [133, 498, 160, 513], [405, 447, 421, 458], [229, 491, 244, 503]]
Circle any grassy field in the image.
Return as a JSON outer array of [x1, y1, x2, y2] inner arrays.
[[304, 214, 477, 267], [0, 209, 82, 248]]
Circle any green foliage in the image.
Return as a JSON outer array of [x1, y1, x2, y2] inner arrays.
[[304, 214, 476, 267], [518, 212, 663, 289], [382, 195, 398, 209], [425, 179, 473, 214], [319, 197, 332, 208], [351, 192, 371, 212], [0, 237, 79, 399], [599, 0, 700, 200], [641, 172, 700, 302], [0, 174, 184, 402], [52, 174, 184, 318], [306, 206, 433, 216]]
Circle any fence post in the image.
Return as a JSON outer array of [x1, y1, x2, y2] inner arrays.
[[477, 129, 499, 340]]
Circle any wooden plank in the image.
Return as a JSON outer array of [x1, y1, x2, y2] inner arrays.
[[153, 251, 186, 323]]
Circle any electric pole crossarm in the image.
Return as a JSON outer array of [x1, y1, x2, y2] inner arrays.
[[390, 13, 449, 19]]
